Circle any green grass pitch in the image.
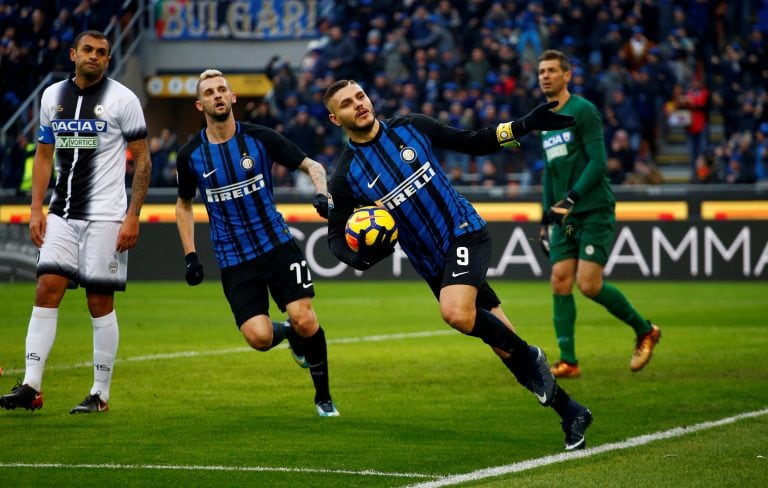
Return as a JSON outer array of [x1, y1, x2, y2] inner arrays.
[[1, 280, 766, 487]]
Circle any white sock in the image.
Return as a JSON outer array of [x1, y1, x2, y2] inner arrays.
[[91, 310, 119, 402], [23, 306, 59, 392]]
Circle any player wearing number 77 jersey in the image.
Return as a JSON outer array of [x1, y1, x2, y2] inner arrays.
[[323, 79, 593, 450], [175, 69, 338, 417]]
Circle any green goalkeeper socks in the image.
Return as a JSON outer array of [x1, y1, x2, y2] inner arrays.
[[553, 294, 577, 364], [591, 283, 652, 335]]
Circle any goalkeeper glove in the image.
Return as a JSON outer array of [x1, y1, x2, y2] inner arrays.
[[358, 228, 396, 267], [539, 214, 551, 257], [313, 193, 329, 219], [184, 252, 204, 286], [546, 190, 579, 227], [504, 101, 575, 143]]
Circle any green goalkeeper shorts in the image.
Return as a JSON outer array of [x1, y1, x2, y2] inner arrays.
[[549, 207, 615, 266]]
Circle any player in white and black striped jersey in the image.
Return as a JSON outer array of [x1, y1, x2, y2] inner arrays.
[[0, 30, 151, 415]]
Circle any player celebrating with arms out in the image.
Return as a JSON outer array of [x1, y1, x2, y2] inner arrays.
[[323, 79, 592, 450], [537, 49, 661, 379], [175, 70, 338, 417]]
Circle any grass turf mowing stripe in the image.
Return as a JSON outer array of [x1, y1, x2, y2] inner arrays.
[[0, 462, 438, 479], [0, 329, 455, 376], [404, 407, 768, 488]]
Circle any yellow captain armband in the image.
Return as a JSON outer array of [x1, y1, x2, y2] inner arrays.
[[496, 122, 521, 148]]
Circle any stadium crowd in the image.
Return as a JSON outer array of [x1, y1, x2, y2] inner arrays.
[[2, 0, 768, 192]]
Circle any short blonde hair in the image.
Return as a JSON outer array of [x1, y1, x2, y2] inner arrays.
[[196, 69, 229, 98]]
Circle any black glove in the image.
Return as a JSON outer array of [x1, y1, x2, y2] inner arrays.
[[358, 228, 396, 267], [313, 194, 329, 219], [546, 190, 579, 227], [511, 101, 575, 138], [539, 214, 551, 257], [184, 252, 204, 286]]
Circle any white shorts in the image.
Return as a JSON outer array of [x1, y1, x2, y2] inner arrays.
[[38, 214, 128, 292]]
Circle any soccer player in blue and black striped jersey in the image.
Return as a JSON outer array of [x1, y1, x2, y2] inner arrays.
[[175, 70, 339, 417], [324, 80, 592, 450]]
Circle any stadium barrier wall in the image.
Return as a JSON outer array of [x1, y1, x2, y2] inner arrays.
[[2, 220, 766, 282]]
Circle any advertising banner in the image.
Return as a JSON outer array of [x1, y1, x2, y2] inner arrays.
[[154, 0, 319, 40], [3, 221, 765, 282]]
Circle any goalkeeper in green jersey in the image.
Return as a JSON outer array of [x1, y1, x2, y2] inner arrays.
[[536, 50, 661, 378]]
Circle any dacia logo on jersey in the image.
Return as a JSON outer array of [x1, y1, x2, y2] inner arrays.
[[542, 130, 571, 160], [240, 154, 255, 170], [205, 174, 265, 202], [542, 131, 572, 149], [377, 162, 436, 211], [51, 119, 107, 133], [400, 147, 417, 164]]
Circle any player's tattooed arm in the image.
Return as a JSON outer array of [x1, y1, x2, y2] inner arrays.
[[117, 138, 151, 252], [127, 137, 151, 217], [299, 157, 330, 218]]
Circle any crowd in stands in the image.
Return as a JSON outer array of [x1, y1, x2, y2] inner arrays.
[[253, 0, 768, 190], [0, 0, 134, 192], [2, 0, 768, 193]]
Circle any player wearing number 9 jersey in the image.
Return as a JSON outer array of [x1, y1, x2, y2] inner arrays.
[[175, 69, 339, 416], [323, 79, 594, 450]]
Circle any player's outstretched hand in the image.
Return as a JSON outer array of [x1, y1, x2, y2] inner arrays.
[[184, 252, 204, 286], [358, 228, 395, 267], [512, 101, 575, 137], [546, 190, 579, 227], [313, 194, 329, 219], [539, 214, 551, 257]]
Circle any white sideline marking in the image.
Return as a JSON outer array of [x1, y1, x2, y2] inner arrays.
[[0, 462, 436, 479], [405, 407, 768, 488], [0, 330, 454, 375]]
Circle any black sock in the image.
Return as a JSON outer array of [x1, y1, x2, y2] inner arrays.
[[303, 326, 331, 403], [550, 385, 574, 419], [468, 309, 529, 356], [501, 346, 536, 385], [269, 320, 287, 349]]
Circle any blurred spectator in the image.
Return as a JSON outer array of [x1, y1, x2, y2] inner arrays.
[[622, 26, 653, 73], [315, 137, 341, 176], [381, 26, 410, 82], [272, 163, 294, 188], [693, 150, 723, 184], [608, 89, 641, 152], [283, 105, 325, 158], [679, 76, 710, 178], [606, 156, 626, 185], [320, 25, 358, 80], [722, 131, 756, 184], [625, 158, 663, 185], [463, 47, 491, 87], [245, 100, 281, 130], [149, 136, 167, 187], [2, 133, 32, 192], [754, 123, 768, 181], [608, 129, 635, 174], [515, 2, 544, 64], [478, 158, 506, 188]]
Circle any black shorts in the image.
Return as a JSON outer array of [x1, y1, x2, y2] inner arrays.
[[220, 239, 315, 327], [426, 228, 501, 311]]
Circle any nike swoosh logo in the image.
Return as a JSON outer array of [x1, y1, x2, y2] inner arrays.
[[451, 271, 469, 278], [303, 282, 314, 289], [203, 168, 217, 178], [367, 174, 381, 188], [535, 392, 548, 404]]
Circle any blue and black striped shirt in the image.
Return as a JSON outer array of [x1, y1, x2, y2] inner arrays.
[[177, 122, 306, 268], [328, 114, 503, 278]]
